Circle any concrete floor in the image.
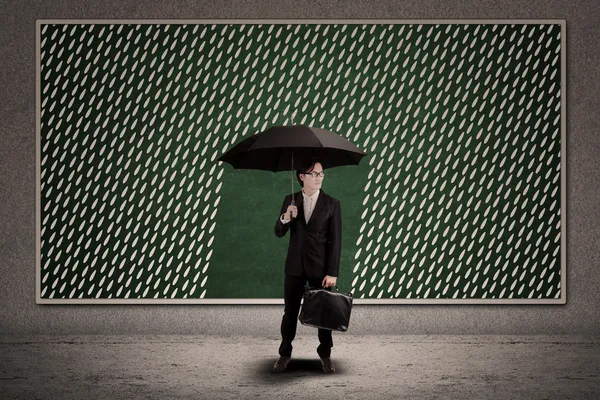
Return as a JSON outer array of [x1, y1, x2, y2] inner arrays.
[[1, 335, 599, 399]]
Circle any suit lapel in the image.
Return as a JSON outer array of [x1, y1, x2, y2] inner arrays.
[[306, 189, 325, 227]]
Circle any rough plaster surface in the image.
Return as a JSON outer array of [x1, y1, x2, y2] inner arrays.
[[1, 0, 600, 335], [1, 335, 599, 399]]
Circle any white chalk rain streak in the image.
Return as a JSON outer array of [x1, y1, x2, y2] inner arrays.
[[350, 24, 562, 299], [39, 24, 232, 299], [39, 23, 562, 299]]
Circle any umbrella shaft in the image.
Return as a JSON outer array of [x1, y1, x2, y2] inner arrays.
[[291, 151, 295, 207]]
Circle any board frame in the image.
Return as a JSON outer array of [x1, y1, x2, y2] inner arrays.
[[36, 19, 567, 304]]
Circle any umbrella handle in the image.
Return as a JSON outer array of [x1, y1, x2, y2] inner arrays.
[[289, 200, 296, 221]]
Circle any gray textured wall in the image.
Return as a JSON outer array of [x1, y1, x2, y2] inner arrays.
[[1, 0, 599, 335]]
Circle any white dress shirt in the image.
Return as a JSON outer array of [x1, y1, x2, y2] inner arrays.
[[281, 189, 320, 224]]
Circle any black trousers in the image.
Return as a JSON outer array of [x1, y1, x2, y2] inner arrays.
[[278, 271, 333, 358]]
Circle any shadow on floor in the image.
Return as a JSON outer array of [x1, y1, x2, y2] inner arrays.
[[249, 357, 347, 383]]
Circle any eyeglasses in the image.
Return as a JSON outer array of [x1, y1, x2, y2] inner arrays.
[[303, 171, 325, 178]]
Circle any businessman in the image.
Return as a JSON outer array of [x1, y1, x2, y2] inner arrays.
[[272, 159, 342, 374]]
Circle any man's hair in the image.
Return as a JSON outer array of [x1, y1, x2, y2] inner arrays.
[[296, 158, 321, 188]]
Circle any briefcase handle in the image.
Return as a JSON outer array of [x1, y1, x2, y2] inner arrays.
[[335, 285, 354, 297], [305, 285, 353, 297]]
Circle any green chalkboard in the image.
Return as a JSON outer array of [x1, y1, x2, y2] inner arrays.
[[37, 21, 565, 303]]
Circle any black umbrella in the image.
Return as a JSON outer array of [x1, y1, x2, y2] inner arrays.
[[217, 124, 367, 207]]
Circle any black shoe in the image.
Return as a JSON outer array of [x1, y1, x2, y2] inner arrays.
[[273, 356, 291, 372], [320, 356, 335, 373]]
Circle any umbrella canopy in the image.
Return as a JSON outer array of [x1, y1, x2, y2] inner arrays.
[[218, 124, 367, 209], [218, 125, 367, 172]]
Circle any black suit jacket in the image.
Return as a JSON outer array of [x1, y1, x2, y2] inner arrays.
[[274, 189, 342, 278]]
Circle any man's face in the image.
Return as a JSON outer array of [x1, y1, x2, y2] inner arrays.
[[300, 162, 324, 192]]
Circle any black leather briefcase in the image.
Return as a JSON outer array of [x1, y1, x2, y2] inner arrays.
[[299, 286, 353, 332]]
